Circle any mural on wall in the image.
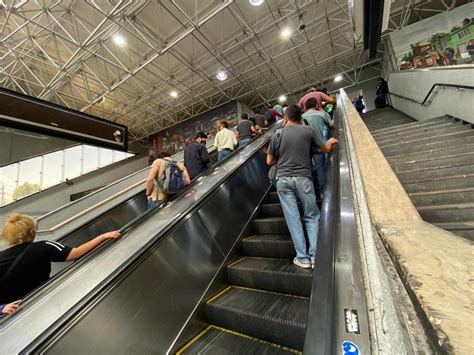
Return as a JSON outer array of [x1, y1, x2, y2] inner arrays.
[[390, 3, 474, 70], [148, 100, 238, 157]]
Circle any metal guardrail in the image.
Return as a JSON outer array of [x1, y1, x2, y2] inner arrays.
[[389, 83, 474, 106]]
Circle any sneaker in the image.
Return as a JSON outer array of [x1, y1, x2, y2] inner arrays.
[[293, 257, 312, 269], [311, 258, 315, 270]]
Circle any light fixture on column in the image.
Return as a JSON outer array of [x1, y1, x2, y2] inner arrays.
[[216, 68, 228, 81], [334, 74, 343, 82], [170, 90, 178, 98], [278, 95, 287, 103]]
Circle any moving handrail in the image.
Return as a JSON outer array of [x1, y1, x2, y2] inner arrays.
[[1, 126, 276, 354]]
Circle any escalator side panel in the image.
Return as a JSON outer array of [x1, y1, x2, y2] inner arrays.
[[44, 152, 270, 354]]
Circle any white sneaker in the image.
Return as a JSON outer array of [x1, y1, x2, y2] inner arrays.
[[293, 257, 312, 269]]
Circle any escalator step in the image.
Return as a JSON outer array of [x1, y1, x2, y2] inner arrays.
[[267, 191, 280, 204], [261, 203, 303, 218], [241, 234, 294, 259], [227, 257, 312, 297], [177, 325, 299, 355], [206, 286, 309, 351], [253, 217, 289, 234]]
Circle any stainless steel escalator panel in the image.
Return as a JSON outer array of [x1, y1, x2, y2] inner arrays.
[[1, 127, 275, 354]]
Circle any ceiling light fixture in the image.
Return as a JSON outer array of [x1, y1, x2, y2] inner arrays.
[[216, 68, 228, 81], [249, 0, 264, 6], [334, 74, 343, 82], [280, 26, 292, 39], [170, 90, 178, 98], [278, 95, 287, 103], [112, 33, 126, 46]]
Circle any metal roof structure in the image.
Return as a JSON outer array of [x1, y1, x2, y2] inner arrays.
[[0, 0, 466, 143]]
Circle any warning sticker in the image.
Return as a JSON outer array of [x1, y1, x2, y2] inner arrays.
[[344, 309, 360, 334]]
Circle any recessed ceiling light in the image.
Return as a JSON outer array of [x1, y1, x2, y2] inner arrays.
[[278, 95, 287, 103], [170, 90, 178, 98], [334, 74, 343, 82], [280, 27, 292, 39], [249, 0, 264, 6], [112, 33, 126, 46], [216, 68, 228, 81]]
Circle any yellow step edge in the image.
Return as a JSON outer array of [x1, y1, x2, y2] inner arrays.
[[176, 324, 301, 354], [205, 286, 232, 304]]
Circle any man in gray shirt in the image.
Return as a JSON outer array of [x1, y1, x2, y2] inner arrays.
[[237, 114, 256, 147], [267, 105, 337, 269]]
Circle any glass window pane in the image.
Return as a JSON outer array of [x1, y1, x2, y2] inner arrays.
[[64, 145, 82, 180], [17, 157, 42, 200], [1, 163, 19, 206], [42, 150, 64, 189], [99, 148, 113, 167], [83, 145, 99, 174]]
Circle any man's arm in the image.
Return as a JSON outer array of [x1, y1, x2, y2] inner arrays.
[[180, 164, 191, 185], [67, 231, 121, 260], [320, 137, 338, 153], [200, 146, 211, 167], [250, 123, 257, 134], [323, 93, 336, 104], [267, 153, 277, 166], [232, 131, 238, 146], [145, 161, 160, 196]]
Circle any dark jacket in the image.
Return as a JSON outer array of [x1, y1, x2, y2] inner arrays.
[[184, 141, 211, 179]]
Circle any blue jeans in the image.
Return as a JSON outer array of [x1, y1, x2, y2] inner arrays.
[[276, 176, 320, 261], [239, 138, 251, 147], [312, 153, 326, 193], [218, 149, 232, 161]]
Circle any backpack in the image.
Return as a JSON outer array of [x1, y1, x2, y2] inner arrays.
[[157, 160, 185, 194]]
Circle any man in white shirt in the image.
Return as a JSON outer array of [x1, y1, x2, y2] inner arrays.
[[214, 121, 237, 161]]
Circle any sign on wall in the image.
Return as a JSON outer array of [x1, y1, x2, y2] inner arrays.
[[390, 3, 474, 71], [148, 100, 238, 156]]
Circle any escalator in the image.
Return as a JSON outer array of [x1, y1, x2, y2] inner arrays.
[[362, 107, 474, 240], [178, 188, 310, 353]]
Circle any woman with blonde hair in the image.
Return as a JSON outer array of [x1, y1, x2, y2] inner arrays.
[[0, 213, 120, 305]]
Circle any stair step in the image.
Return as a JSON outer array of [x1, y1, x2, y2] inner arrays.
[[371, 117, 452, 137], [206, 286, 309, 351], [178, 325, 298, 355], [227, 257, 313, 297], [391, 152, 474, 172], [379, 128, 474, 150], [418, 203, 474, 224], [365, 115, 414, 126], [253, 217, 289, 234], [397, 164, 474, 183], [410, 188, 474, 207], [242, 234, 294, 259], [383, 135, 474, 157], [366, 118, 414, 131], [403, 174, 474, 193], [433, 222, 474, 241], [376, 123, 468, 146]]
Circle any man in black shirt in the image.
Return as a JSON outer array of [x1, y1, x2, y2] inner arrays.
[[0, 213, 120, 304], [237, 114, 257, 147], [184, 132, 211, 180]]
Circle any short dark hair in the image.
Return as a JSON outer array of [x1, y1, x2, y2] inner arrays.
[[282, 103, 288, 108], [241, 113, 248, 120], [156, 151, 171, 159], [321, 87, 328, 94], [221, 121, 229, 129], [305, 98, 318, 110], [195, 131, 207, 139], [286, 105, 302, 122]]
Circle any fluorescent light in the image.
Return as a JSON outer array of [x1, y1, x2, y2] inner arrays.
[[334, 74, 343, 82], [280, 26, 292, 39], [278, 95, 287, 103], [216, 68, 228, 81], [249, 0, 264, 6], [112, 33, 126, 46], [170, 90, 178, 98]]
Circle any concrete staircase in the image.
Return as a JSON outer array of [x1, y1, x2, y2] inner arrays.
[[362, 107, 474, 240]]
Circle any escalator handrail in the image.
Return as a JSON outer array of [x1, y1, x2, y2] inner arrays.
[[303, 109, 340, 354]]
